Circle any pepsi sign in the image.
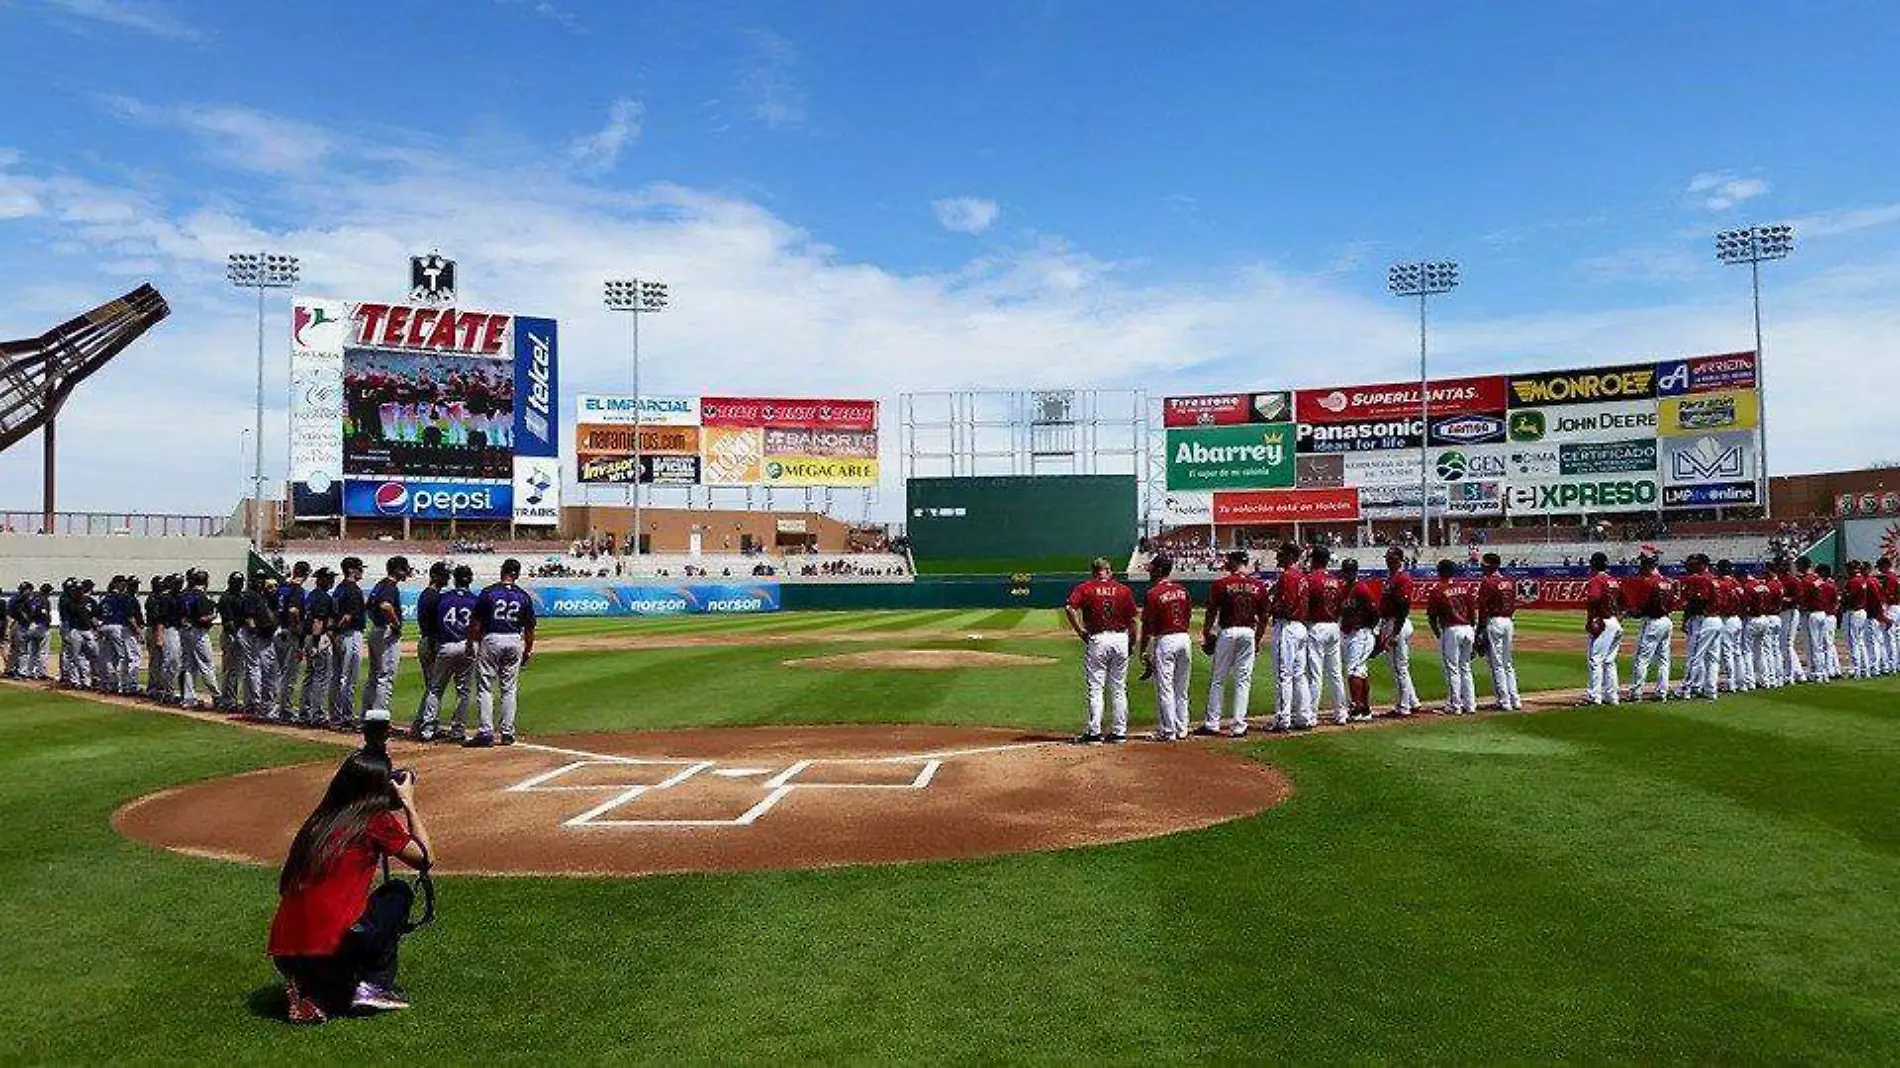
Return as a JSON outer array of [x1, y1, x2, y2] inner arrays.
[[343, 479, 513, 519]]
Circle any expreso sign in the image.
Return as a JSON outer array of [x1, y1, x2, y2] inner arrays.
[[1508, 478, 1659, 515]]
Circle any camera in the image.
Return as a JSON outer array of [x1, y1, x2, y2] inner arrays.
[[391, 768, 414, 786]]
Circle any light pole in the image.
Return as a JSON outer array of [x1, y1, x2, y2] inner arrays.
[[1715, 225, 1793, 517], [227, 251, 299, 555], [1387, 260, 1460, 551], [603, 278, 669, 559]]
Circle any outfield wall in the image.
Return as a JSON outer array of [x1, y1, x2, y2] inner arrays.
[[393, 581, 781, 618]]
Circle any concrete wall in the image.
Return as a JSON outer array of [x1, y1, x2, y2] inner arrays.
[[0, 534, 252, 589]]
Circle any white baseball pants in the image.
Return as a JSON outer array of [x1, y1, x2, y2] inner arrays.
[[1438, 625, 1476, 713], [1684, 616, 1720, 697], [1081, 632, 1131, 738], [1719, 617, 1745, 691], [477, 632, 526, 738], [1844, 609, 1869, 678], [1746, 617, 1779, 690], [1344, 628, 1375, 680], [1384, 619, 1419, 713], [1483, 617, 1520, 710], [1805, 612, 1835, 680], [1306, 621, 1347, 721], [1888, 605, 1900, 673], [1206, 627, 1257, 732], [1630, 616, 1673, 699], [1779, 609, 1806, 683], [1273, 620, 1313, 729], [1587, 620, 1624, 704], [1149, 632, 1192, 737]]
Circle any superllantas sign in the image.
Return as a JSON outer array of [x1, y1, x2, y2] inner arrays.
[[349, 302, 513, 356], [1295, 375, 1506, 424]]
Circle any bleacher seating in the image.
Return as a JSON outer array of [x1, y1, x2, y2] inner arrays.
[[1130, 531, 1823, 577], [272, 548, 914, 585]]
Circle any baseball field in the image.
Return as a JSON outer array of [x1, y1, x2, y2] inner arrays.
[[5, 606, 1900, 1061]]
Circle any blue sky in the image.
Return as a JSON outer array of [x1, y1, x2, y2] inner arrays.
[[2, 0, 1898, 515]]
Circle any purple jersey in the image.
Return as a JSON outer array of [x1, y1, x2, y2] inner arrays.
[[474, 584, 535, 635], [435, 588, 479, 642]]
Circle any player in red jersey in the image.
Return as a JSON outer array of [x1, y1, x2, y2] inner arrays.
[[1807, 562, 1842, 681], [1202, 549, 1268, 736], [1339, 559, 1381, 722], [1268, 543, 1314, 732], [1427, 559, 1478, 715], [1677, 554, 1720, 699], [1741, 565, 1781, 690], [1622, 552, 1675, 701], [1712, 559, 1746, 693], [1064, 558, 1139, 744], [1878, 557, 1900, 675], [1138, 554, 1195, 741], [1303, 546, 1349, 725], [1842, 560, 1881, 679], [1377, 546, 1420, 716], [1475, 553, 1521, 711], [1582, 552, 1624, 705]]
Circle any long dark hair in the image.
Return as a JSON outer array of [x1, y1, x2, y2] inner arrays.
[[280, 751, 397, 894]]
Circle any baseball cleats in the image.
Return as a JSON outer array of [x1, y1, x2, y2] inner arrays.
[[411, 724, 437, 743], [286, 980, 326, 1025], [1190, 725, 1222, 738], [499, 733, 516, 746], [1332, 711, 1351, 726], [1074, 732, 1104, 745], [350, 982, 409, 1013], [1103, 733, 1126, 744], [462, 732, 496, 748]]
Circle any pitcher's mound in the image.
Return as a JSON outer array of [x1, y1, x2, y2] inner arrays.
[[783, 649, 1057, 670], [114, 724, 1287, 877]]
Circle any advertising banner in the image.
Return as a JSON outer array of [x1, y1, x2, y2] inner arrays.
[[511, 316, 559, 460], [1360, 483, 1447, 518], [289, 299, 346, 499], [1505, 400, 1659, 444], [1661, 431, 1755, 486], [1160, 491, 1214, 525], [511, 457, 560, 526], [1165, 424, 1297, 490], [1659, 389, 1760, 436], [1444, 480, 1506, 516], [577, 454, 702, 485], [1430, 446, 1507, 483], [574, 393, 700, 427], [344, 479, 512, 520], [1295, 375, 1506, 424], [762, 427, 880, 458], [1507, 363, 1658, 407], [1429, 412, 1508, 446], [1656, 351, 1757, 396], [1344, 452, 1426, 487], [761, 456, 880, 487], [1295, 417, 1423, 454], [1842, 517, 1900, 563], [1507, 445, 1560, 479], [701, 397, 878, 431], [701, 426, 764, 485], [576, 423, 701, 456], [1560, 438, 1658, 477], [1506, 477, 1660, 516], [1837, 492, 1900, 519], [1295, 453, 1346, 488], [398, 582, 780, 618], [1662, 482, 1758, 509], [1163, 391, 1293, 427], [1212, 488, 1360, 524]]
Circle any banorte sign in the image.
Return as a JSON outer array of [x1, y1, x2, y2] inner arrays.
[[1295, 375, 1507, 424]]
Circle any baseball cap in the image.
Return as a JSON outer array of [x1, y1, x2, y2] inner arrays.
[[387, 556, 412, 577], [341, 556, 365, 572], [428, 561, 451, 581], [313, 566, 337, 580]]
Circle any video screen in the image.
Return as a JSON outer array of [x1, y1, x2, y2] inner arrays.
[[342, 349, 515, 479]]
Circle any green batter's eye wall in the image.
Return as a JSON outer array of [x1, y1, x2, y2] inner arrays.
[[905, 475, 1138, 575]]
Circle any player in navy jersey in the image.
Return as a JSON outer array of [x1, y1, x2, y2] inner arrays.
[[466, 559, 537, 748], [416, 566, 480, 743]]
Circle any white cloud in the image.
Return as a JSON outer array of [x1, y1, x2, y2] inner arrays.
[[1788, 202, 1900, 239], [2, 106, 1898, 515], [1688, 171, 1770, 212], [568, 98, 643, 174], [931, 196, 1000, 235], [40, 0, 205, 42], [738, 29, 807, 128], [101, 97, 332, 174]]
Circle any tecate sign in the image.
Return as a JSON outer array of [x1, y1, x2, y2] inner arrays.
[[1507, 478, 1659, 515], [349, 303, 512, 356], [344, 480, 512, 519]]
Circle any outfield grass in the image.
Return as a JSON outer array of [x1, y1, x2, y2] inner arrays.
[[6, 608, 1897, 1062]]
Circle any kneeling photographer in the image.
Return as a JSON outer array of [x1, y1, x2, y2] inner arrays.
[[266, 727, 433, 1024]]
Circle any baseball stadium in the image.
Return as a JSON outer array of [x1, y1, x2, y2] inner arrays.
[[6, 5, 1900, 1064]]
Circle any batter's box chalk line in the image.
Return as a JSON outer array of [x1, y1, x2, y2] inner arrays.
[[507, 739, 1055, 829]]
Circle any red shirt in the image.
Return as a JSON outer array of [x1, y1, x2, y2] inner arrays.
[[1795, 573, 1822, 611], [1142, 579, 1193, 636], [1305, 569, 1344, 624], [1273, 566, 1308, 623], [1206, 572, 1267, 631], [1428, 581, 1474, 630], [1585, 573, 1623, 626], [1844, 575, 1870, 612], [1067, 578, 1137, 634], [1680, 572, 1717, 617], [1380, 570, 1414, 623], [1623, 573, 1675, 618], [1816, 578, 1840, 614], [1870, 577, 1889, 612], [1343, 579, 1381, 633], [1767, 576, 1787, 611], [268, 809, 412, 958], [1476, 573, 1516, 622], [1714, 576, 1743, 617], [1882, 572, 1900, 605], [1743, 578, 1775, 616]]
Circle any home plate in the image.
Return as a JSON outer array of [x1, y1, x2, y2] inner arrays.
[[713, 767, 771, 778]]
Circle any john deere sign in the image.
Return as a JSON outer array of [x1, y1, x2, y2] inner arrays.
[[1165, 424, 1296, 490]]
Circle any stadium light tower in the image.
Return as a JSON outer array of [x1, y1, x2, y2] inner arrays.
[[227, 251, 299, 554], [1715, 224, 1794, 517], [603, 278, 669, 557], [1387, 260, 1460, 550]]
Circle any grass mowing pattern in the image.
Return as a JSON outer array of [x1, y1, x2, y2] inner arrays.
[[5, 607, 1897, 1060]]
